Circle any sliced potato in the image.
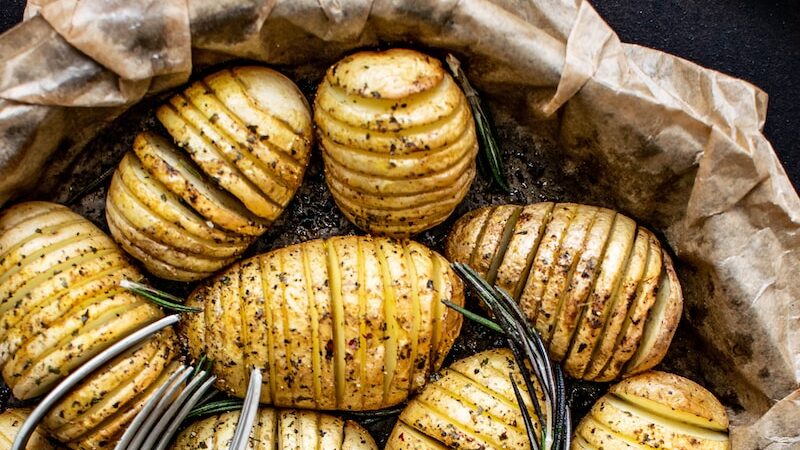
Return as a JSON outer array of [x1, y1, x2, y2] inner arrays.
[[445, 203, 683, 381], [386, 348, 543, 450], [170, 407, 377, 449], [574, 371, 729, 449], [316, 49, 478, 237], [0, 202, 181, 450], [179, 236, 463, 410], [133, 132, 269, 236], [0, 408, 54, 450]]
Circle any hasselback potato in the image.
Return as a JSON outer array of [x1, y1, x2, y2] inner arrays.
[[107, 66, 313, 281], [0, 408, 54, 450], [573, 371, 730, 449], [0, 202, 180, 449], [171, 407, 377, 449], [386, 348, 543, 449], [315, 48, 478, 237], [446, 203, 683, 382], [180, 235, 464, 410]]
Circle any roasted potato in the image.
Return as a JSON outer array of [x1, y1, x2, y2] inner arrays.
[[107, 66, 313, 281], [171, 407, 377, 449], [315, 48, 478, 237], [386, 348, 543, 449], [180, 235, 464, 410], [0, 202, 181, 449], [573, 371, 730, 449], [0, 408, 55, 450], [445, 203, 683, 382]]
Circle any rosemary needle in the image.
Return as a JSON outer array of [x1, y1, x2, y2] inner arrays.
[[121, 279, 202, 313], [446, 53, 511, 192]]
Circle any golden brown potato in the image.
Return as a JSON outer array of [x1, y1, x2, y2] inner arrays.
[[107, 66, 312, 281], [385, 348, 543, 450], [180, 235, 464, 411], [171, 407, 377, 450], [315, 48, 478, 237], [573, 371, 730, 449], [0, 202, 180, 449], [445, 203, 683, 382], [0, 408, 55, 450]]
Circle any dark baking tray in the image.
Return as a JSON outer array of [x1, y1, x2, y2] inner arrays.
[[0, 55, 739, 448]]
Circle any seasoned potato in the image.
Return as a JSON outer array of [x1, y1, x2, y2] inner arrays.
[[573, 371, 730, 449], [171, 407, 377, 449], [0, 408, 55, 450], [0, 202, 180, 449], [180, 235, 464, 410], [107, 66, 313, 281], [386, 348, 543, 449], [445, 203, 683, 381], [315, 49, 478, 237]]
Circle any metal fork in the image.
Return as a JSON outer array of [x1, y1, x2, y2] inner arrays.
[[115, 366, 261, 450], [11, 315, 180, 450]]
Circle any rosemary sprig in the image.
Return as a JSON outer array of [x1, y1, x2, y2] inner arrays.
[[446, 54, 510, 192], [442, 300, 503, 333], [449, 263, 571, 450], [66, 165, 117, 205], [121, 279, 202, 313], [185, 399, 244, 420]]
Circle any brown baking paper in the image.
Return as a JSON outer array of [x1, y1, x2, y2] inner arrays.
[[0, 0, 798, 447]]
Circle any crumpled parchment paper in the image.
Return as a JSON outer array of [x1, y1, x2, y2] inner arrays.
[[0, 0, 798, 448]]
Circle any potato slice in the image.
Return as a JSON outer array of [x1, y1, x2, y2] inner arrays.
[[111, 161, 248, 258], [133, 131, 269, 236], [445, 207, 493, 274], [181, 236, 463, 410], [470, 206, 521, 280], [595, 233, 663, 382], [386, 348, 543, 450], [582, 227, 649, 380], [317, 75, 462, 131], [622, 253, 683, 376], [106, 200, 228, 280], [611, 371, 728, 432], [519, 203, 578, 325], [172, 408, 377, 450], [565, 213, 636, 378], [575, 371, 729, 450], [326, 48, 445, 100], [0, 408, 54, 450], [592, 396, 728, 449], [118, 151, 249, 246], [549, 208, 614, 361], [537, 205, 596, 344]]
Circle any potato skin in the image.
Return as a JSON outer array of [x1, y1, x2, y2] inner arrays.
[[315, 49, 478, 237], [573, 371, 730, 449], [445, 203, 683, 381], [0, 202, 180, 449], [107, 66, 312, 281], [386, 348, 543, 450], [179, 235, 464, 410], [171, 407, 377, 450], [0, 408, 55, 450]]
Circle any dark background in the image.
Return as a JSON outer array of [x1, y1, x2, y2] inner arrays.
[[1, 0, 798, 188]]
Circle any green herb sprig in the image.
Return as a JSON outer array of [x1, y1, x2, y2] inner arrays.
[[185, 399, 245, 420], [449, 263, 571, 450], [446, 54, 510, 192], [121, 279, 202, 313]]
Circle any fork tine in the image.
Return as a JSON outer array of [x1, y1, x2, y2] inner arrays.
[[115, 364, 189, 450], [229, 368, 262, 450], [153, 375, 218, 450], [11, 315, 180, 450], [140, 370, 211, 449], [123, 366, 194, 450]]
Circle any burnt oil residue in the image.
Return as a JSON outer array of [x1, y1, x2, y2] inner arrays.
[[2, 56, 726, 446]]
